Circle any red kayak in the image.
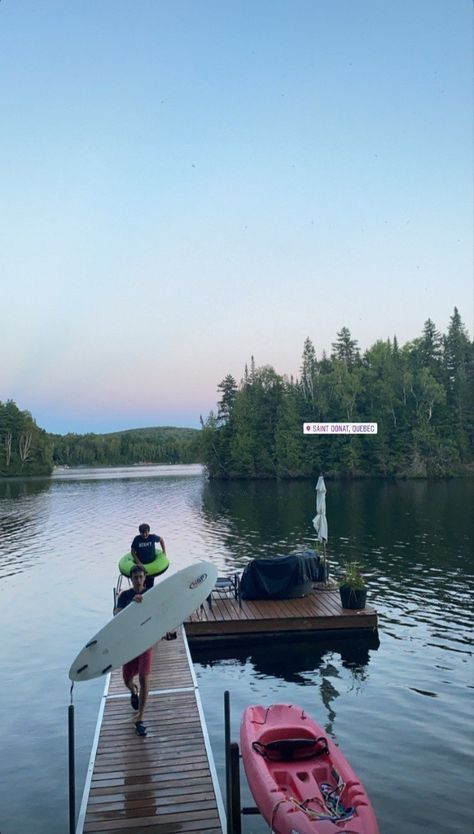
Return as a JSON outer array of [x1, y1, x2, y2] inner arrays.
[[240, 704, 380, 834]]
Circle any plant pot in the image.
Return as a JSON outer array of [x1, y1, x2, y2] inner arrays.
[[339, 586, 367, 610]]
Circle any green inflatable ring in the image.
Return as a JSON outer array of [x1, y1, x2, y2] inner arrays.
[[118, 550, 170, 578]]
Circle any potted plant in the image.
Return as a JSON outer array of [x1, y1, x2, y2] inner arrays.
[[338, 561, 367, 610]]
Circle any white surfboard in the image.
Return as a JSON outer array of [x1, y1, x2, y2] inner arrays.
[[69, 561, 218, 681]]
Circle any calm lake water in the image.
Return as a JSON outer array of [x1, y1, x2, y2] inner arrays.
[[0, 466, 472, 834]]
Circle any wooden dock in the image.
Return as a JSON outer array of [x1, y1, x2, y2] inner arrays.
[[76, 581, 377, 833], [185, 582, 377, 644], [76, 628, 226, 834]]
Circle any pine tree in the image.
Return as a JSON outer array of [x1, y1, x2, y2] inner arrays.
[[420, 319, 443, 365], [331, 327, 360, 367], [444, 307, 470, 385], [217, 375, 237, 424], [443, 307, 473, 460], [300, 337, 317, 400]]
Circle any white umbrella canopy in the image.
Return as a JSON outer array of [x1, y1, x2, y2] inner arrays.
[[312, 475, 328, 553]]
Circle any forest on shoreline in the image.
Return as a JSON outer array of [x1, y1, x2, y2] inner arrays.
[[50, 426, 202, 468], [201, 309, 473, 479], [1, 309, 472, 480], [0, 412, 201, 477]]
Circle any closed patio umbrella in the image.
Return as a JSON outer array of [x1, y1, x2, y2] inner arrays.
[[312, 475, 328, 580]]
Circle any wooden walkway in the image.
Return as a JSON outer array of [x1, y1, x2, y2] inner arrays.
[[185, 582, 377, 644], [76, 628, 225, 834]]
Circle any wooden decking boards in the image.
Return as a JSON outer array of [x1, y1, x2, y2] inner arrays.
[[76, 629, 226, 834], [185, 582, 377, 643]]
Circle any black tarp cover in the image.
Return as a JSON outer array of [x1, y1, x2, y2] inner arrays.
[[293, 549, 321, 581], [240, 553, 315, 600]]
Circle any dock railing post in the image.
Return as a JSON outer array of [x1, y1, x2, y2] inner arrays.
[[68, 702, 76, 834], [230, 742, 242, 834], [224, 690, 233, 834]]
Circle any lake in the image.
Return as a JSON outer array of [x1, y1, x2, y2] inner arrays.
[[0, 466, 472, 834]]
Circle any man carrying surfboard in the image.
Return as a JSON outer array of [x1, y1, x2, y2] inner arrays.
[[114, 565, 152, 737], [131, 522, 167, 590]]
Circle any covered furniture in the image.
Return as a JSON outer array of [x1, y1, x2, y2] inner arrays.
[[292, 549, 321, 581], [293, 548, 328, 583], [240, 554, 313, 600]]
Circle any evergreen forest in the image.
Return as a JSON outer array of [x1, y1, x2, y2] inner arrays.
[[50, 426, 201, 468], [200, 309, 473, 479], [0, 406, 201, 477]]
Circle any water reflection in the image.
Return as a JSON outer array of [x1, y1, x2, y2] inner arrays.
[[200, 478, 473, 662], [0, 477, 52, 500], [193, 633, 379, 734], [201, 480, 323, 567], [201, 478, 474, 592], [0, 477, 53, 579]]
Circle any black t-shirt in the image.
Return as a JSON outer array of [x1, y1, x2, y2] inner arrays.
[[131, 533, 160, 564], [116, 586, 147, 610]]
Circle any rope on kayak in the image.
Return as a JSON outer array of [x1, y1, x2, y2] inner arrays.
[[270, 767, 356, 830], [270, 796, 293, 830], [301, 767, 356, 825], [271, 792, 357, 830], [309, 766, 356, 823]]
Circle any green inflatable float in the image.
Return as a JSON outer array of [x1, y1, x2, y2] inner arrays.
[[118, 550, 170, 578]]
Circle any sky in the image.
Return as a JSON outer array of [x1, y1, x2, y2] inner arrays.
[[1, 0, 472, 434]]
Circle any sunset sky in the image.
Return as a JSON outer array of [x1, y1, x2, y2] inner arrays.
[[1, 0, 472, 434]]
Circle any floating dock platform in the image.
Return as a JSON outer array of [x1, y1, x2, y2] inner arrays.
[[185, 581, 377, 645]]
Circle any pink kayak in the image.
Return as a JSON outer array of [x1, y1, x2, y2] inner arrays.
[[240, 704, 380, 834]]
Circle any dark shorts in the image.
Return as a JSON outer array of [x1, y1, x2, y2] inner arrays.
[[122, 647, 153, 681]]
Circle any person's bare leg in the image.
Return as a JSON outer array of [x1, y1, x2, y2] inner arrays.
[[123, 676, 138, 697], [136, 674, 149, 723]]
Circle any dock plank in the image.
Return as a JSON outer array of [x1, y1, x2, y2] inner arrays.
[[77, 630, 225, 834]]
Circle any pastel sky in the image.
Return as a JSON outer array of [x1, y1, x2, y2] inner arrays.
[[1, 0, 472, 434]]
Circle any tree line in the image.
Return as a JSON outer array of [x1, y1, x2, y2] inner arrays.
[[0, 401, 54, 476], [200, 308, 473, 479], [0, 407, 201, 477], [50, 426, 201, 468]]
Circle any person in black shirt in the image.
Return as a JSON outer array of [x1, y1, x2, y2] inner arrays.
[[114, 565, 153, 737], [131, 522, 167, 590]]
